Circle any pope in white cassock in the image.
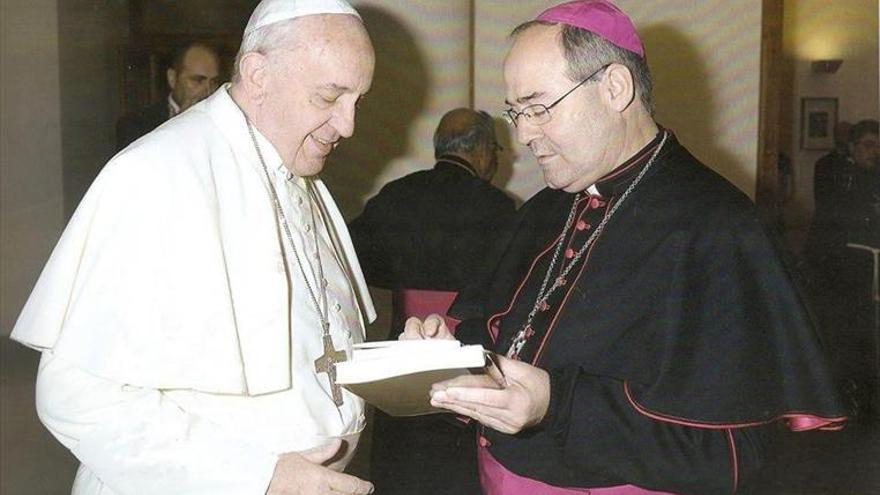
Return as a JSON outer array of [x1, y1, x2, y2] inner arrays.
[[10, 1, 378, 494]]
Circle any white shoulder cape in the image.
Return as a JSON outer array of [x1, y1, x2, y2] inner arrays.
[[11, 88, 375, 395]]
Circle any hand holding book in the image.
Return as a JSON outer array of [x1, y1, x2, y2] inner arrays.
[[347, 313, 549, 434], [398, 313, 456, 340], [428, 353, 551, 435], [335, 339, 504, 416]]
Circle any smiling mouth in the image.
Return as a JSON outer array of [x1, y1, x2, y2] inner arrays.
[[311, 135, 336, 154]]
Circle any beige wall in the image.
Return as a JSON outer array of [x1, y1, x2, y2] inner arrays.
[[1, 0, 64, 337], [1, 1, 769, 336], [474, 0, 763, 202], [324, 0, 472, 219], [321, 0, 473, 340], [781, 0, 880, 248], [57, 1, 129, 216]]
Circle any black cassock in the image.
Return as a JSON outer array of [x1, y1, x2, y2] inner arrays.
[[351, 155, 516, 293], [453, 132, 846, 494], [804, 161, 880, 418], [349, 156, 515, 495]]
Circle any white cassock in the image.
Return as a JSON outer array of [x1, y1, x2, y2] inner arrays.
[[11, 85, 376, 495]]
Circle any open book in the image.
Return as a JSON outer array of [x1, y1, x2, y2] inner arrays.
[[336, 340, 503, 417]]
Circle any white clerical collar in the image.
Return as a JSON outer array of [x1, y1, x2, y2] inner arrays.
[[247, 123, 288, 177], [167, 93, 181, 118], [246, 125, 312, 186], [587, 184, 600, 196]]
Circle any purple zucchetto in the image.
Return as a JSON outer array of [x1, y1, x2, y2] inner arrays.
[[537, 0, 644, 58]]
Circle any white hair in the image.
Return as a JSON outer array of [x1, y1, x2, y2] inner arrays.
[[231, 19, 301, 84]]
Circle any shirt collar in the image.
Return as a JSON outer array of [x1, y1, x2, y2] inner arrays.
[[593, 129, 670, 198], [247, 122, 289, 179], [168, 93, 181, 118], [436, 154, 478, 177]]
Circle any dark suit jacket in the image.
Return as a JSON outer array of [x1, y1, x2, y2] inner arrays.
[[116, 101, 169, 151]]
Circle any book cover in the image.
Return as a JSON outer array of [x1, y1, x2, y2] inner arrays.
[[336, 340, 502, 416]]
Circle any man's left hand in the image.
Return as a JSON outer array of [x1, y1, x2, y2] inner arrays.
[[429, 355, 550, 434], [398, 314, 455, 340]]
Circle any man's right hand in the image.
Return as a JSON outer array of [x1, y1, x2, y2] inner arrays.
[[267, 439, 373, 495], [398, 314, 455, 340]]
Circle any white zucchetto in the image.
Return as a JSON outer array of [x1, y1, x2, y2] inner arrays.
[[244, 0, 361, 36]]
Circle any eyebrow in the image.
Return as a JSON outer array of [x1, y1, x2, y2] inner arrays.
[[504, 92, 544, 107], [319, 83, 352, 92]]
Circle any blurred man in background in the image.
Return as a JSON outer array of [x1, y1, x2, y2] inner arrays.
[[805, 118, 880, 421], [116, 41, 221, 149]]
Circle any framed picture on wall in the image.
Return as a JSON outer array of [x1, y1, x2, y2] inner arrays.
[[800, 97, 838, 150]]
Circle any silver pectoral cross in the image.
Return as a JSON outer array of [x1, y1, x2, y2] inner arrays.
[[314, 332, 347, 406]]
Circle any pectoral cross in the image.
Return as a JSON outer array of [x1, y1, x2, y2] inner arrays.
[[314, 332, 347, 406]]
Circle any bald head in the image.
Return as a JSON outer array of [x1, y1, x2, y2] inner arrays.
[[434, 108, 499, 181], [167, 43, 221, 111]]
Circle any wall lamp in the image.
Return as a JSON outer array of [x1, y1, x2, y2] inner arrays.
[[811, 59, 843, 74]]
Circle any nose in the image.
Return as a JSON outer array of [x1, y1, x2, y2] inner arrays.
[[333, 100, 357, 139], [515, 119, 542, 148]]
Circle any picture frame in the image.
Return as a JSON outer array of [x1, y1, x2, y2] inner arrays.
[[800, 97, 838, 150]]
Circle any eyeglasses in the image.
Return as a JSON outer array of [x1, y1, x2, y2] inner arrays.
[[503, 64, 610, 128]]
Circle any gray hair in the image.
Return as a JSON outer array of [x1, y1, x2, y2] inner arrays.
[[231, 19, 301, 84], [434, 110, 496, 159], [511, 20, 654, 115]]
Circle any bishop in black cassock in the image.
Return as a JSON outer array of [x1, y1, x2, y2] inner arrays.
[[408, 2, 847, 494]]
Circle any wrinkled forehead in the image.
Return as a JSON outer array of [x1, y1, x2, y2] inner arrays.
[[279, 15, 375, 90], [503, 25, 569, 104]]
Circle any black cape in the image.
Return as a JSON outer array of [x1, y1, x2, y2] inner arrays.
[[454, 132, 846, 494]]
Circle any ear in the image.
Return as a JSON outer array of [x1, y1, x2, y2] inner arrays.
[[166, 68, 178, 90], [237, 52, 271, 103], [602, 64, 636, 113], [475, 142, 492, 178]]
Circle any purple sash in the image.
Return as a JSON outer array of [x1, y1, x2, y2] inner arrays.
[[477, 436, 679, 495]]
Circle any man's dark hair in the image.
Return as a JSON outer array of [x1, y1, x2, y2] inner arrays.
[[434, 110, 496, 159], [511, 21, 654, 115], [849, 119, 879, 143], [170, 41, 219, 73]]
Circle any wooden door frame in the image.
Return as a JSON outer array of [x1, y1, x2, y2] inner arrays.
[[756, 0, 785, 224]]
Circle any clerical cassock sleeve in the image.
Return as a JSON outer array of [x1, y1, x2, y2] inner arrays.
[[539, 368, 768, 494], [36, 351, 279, 495]]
